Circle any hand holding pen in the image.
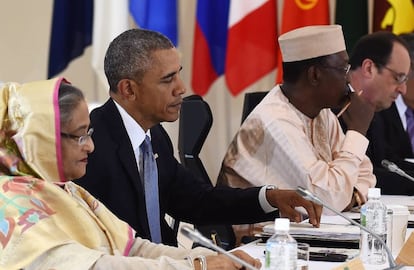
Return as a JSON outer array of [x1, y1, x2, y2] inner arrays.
[[338, 83, 375, 136], [336, 84, 360, 118]]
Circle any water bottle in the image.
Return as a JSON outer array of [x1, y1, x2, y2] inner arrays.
[[359, 188, 387, 264], [265, 218, 297, 270]]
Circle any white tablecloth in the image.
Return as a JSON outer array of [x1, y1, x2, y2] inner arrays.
[[234, 227, 414, 269]]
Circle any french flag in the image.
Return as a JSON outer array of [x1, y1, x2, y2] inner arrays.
[[191, 0, 230, 96], [225, 0, 278, 96]]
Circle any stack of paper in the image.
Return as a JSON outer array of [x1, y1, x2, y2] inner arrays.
[[262, 215, 360, 243]]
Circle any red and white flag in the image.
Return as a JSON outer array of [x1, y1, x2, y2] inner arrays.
[[225, 0, 278, 96]]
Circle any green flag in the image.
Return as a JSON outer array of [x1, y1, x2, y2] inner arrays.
[[335, 0, 368, 52]]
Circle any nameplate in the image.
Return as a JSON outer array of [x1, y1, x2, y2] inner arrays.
[[331, 257, 365, 270], [396, 231, 414, 266]]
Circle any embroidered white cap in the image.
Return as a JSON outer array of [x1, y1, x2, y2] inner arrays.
[[278, 25, 346, 62]]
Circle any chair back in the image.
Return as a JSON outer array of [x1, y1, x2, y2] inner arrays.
[[178, 95, 212, 184], [241, 91, 269, 124], [178, 95, 236, 250]]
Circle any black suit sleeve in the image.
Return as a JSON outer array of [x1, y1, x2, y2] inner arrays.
[[78, 99, 278, 247], [152, 125, 278, 225], [366, 106, 414, 195]]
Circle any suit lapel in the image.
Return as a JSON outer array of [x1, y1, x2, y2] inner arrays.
[[382, 103, 413, 157], [387, 104, 405, 133], [102, 100, 144, 195]]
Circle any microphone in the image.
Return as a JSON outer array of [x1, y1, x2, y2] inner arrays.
[[296, 186, 404, 270], [381, 159, 414, 182], [180, 225, 259, 270]]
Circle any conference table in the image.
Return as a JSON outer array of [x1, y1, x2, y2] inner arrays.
[[235, 237, 413, 269], [234, 195, 414, 270]]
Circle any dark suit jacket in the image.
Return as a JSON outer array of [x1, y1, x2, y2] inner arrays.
[[77, 99, 277, 246], [366, 102, 414, 195]]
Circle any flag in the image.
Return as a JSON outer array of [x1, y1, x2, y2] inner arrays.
[[335, 0, 368, 51], [48, 0, 93, 78], [276, 0, 330, 83], [373, 0, 414, 34], [130, 0, 178, 46], [225, 0, 277, 96], [191, 0, 230, 96], [91, 0, 129, 88]]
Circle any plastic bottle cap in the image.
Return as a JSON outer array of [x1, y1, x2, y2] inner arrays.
[[274, 218, 290, 231], [368, 188, 381, 198]]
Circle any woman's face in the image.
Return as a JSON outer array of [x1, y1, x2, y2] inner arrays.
[[60, 100, 94, 181]]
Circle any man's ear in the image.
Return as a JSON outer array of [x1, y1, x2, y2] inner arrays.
[[117, 79, 138, 100], [307, 65, 320, 86], [360, 58, 376, 79]]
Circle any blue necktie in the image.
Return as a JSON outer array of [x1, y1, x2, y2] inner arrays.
[[405, 108, 414, 154], [140, 136, 162, 243]]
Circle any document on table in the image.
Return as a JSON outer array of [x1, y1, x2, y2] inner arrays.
[[263, 215, 360, 242]]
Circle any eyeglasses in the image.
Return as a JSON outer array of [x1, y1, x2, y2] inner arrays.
[[320, 63, 351, 76], [61, 128, 94, 146], [381, 66, 409, 85]]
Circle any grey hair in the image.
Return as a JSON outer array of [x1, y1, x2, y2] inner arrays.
[[104, 28, 174, 92], [59, 83, 85, 127]]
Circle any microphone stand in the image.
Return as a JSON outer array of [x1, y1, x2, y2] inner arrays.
[[382, 159, 414, 183], [180, 225, 259, 270], [296, 186, 404, 270]]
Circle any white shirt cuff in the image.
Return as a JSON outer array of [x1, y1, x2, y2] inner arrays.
[[259, 186, 278, 213]]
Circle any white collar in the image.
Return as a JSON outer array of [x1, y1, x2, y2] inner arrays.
[[113, 100, 149, 150], [395, 94, 408, 129]]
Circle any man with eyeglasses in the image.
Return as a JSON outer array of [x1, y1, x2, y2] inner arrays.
[[218, 25, 376, 214], [350, 32, 414, 195], [347, 31, 410, 112]]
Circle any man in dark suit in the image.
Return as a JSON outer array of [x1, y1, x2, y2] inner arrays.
[[338, 32, 412, 195], [365, 33, 414, 195], [76, 29, 321, 247]]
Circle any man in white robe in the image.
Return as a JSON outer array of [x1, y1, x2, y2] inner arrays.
[[219, 25, 377, 213]]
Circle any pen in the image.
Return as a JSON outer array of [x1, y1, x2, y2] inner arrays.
[[336, 84, 362, 118]]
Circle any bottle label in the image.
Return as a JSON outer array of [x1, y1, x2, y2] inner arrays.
[[265, 242, 297, 270], [360, 201, 387, 265]]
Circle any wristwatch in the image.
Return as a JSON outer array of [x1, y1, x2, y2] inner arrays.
[[261, 185, 278, 212], [266, 185, 277, 191]]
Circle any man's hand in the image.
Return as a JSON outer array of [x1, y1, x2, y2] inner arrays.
[[341, 91, 375, 136], [266, 189, 322, 227]]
